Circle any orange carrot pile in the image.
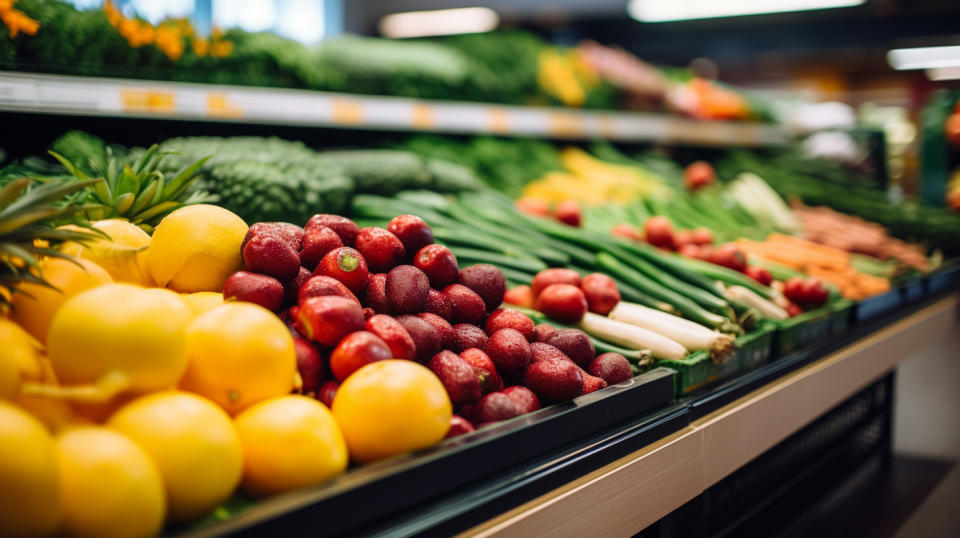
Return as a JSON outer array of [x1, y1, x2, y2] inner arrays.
[[736, 234, 891, 300], [791, 202, 929, 271]]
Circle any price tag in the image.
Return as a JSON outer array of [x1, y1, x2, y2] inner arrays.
[[548, 112, 584, 138], [206, 92, 244, 118], [411, 104, 435, 129], [597, 115, 616, 139], [120, 89, 175, 114], [487, 108, 510, 133], [331, 99, 364, 125]]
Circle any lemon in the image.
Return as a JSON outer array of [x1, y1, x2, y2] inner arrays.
[[60, 219, 153, 286], [146, 204, 247, 293], [108, 391, 243, 522], [47, 283, 193, 399], [332, 360, 451, 463], [180, 302, 295, 415], [56, 426, 165, 537], [181, 291, 225, 316], [0, 401, 61, 536], [11, 257, 113, 343], [234, 395, 348, 498]]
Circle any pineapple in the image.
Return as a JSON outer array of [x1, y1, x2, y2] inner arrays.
[[0, 176, 103, 309], [50, 143, 216, 233]]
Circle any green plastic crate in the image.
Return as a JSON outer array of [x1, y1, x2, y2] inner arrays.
[[658, 324, 776, 397], [771, 299, 854, 357]]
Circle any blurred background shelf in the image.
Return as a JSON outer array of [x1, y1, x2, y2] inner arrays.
[[0, 72, 790, 146]]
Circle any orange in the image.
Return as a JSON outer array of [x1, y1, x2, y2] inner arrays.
[[180, 303, 295, 415], [234, 395, 348, 497], [11, 257, 112, 343], [332, 360, 451, 463], [0, 401, 61, 536], [107, 391, 243, 522]]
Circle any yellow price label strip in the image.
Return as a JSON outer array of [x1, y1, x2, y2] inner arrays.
[[331, 99, 364, 125], [121, 89, 175, 114], [206, 93, 244, 118], [411, 104, 435, 129], [548, 112, 584, 138], [488, 108, 510, 133]]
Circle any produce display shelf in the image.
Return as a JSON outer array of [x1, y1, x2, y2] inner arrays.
[[0, 72, 791, 146], [179, 368, 677, 537], [173, 278, 955, 537], [461, 292, 960, 537]]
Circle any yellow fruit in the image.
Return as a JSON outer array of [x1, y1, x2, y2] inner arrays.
[[234, 395, 347, 498], [56, 427, 165, 538], [47, 283, 193, 399], [59, 219, 154, 286], [181, 291, 225, 316], [0, 401, 61, 536], [108, 391, 243, 522], [146, 204, 247, 293], [180, 302, 295, 415], [11, 257, 113, 343], [0, 318, 44, 399], [332, 360, 451, 463]]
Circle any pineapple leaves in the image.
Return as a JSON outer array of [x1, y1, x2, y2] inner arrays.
[[0, 178, 31, 211], [162, 155, 211, 201]]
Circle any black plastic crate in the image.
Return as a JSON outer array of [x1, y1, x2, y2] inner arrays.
[[178, 368, 676, 537]]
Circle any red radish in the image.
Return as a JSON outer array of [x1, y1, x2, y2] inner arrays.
[[452, 323, 489, 353], [785, 302, 804, 317], [486, 328, 533, 375], [799, 278, 828, 309], [744, 266, 773, 287], [284, 266, 312, 307], [417, 312, 455, 349], [396, 315, 442, 362], [317, 380, 339, 408], [242, 222, 303, 252], [644, 216, 676, 251], [329, 331, 392, 381], [355, 227, 405, 273], [386, 265, 430, 315], [293, 337, 324, 394], [531, 268, 582, 298], [523, 357, 583, 403], [589, 353, 632, 385], [242, 233, 301, 281], [684, 161, 716, 191], [467, 392, 520, 424], [365, 314, 417, 360], [442, 284, 487, 325], [297, 296, 365, 347], [678, 243, 705, 259], [691, 227, 713, 246], [362, 273, 391, 314], [299, 226, 342, 271], [446, 415, 475, 438], [580, 273, 621, 315], [504, 285, 534, 308], [458, 264, 507, 312], [530, 342, 570, 364], [223, 271, 284, 312], [318, 247, 370, 295], [534, 323, 557, 343], [423, 288, 453, 320], [611, 224, 642, 242], [484, 309, 536, 341], [427, 350, 482, 405], [387, 215, 434, 257], [414, 244, 459, 289], [545, 329, 595, 369], [537, 284, 588, 323], [515, 198, 550, 217], [579, 369, 608, 394], [501, 386, 540, 414], [674, 230, 695, 249], [706, 243, 747, 272], [297, 275, 360, 305], [554, 200, 582, 227], [460, 348, 502, 394], [306, 214, 359, 246]]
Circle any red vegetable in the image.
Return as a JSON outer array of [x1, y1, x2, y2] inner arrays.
[[706, 243, 747, 272], [553, 200, 582, 227], [580, 273, 620, 315], [537, 284, 588, 324], [744, 266, 773, 287], [643, 216, 676, 250], [684, 161, 716, 191]]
